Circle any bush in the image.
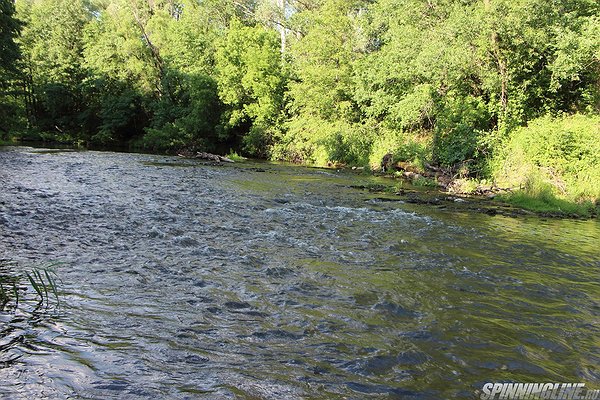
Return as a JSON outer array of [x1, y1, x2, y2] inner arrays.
[[242, 124, 277, 159], [273, 117, 374, 166], [140, 72, 221, 153], [494, 114, 600, 202], [140, 126, 192, 153], [432, 124, 481, 168], [499, 181, 596, 217], [432, 92, 491, 173], [368, 127, 430, 171], [270, 116, 328, 164], [321, 123, 373, 166]]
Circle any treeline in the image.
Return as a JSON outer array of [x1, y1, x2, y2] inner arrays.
[[1, 0, 599, 203]]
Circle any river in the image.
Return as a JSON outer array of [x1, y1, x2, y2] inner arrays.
[[0, 146, 598, 399]]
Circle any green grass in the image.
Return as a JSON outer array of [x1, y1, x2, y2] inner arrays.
[[498, 191, 597, 218], [490, 114, 600, 218], [26, 267, 60, 306], [493, 114, 600, 203], [226, 150, 247, 162], [0, 276, 19, 311], [412, 176, 438, 187]]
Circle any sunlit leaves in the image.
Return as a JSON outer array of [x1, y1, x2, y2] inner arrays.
[[215, 18, 284, 154]]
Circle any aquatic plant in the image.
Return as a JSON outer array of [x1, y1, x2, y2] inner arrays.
[[0, 263, 60, 311], [0, 274, 19, 311], [26, 266, 60, 306]]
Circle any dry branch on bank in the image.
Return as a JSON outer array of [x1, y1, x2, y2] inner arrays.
[[178, 151, 235, 163]]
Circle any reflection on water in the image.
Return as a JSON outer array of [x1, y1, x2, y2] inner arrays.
[[0, 146, 598, 399]]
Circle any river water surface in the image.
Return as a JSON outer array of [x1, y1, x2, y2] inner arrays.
[[0, 146, 598, 399]]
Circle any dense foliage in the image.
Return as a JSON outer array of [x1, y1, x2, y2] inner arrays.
[[495, 114, 600, 201], [1, 0, 599, 204], [0, 0, 22, 135]]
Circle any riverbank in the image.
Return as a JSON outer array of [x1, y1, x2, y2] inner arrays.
[[348, 170, 599, 219], [4, 141, 597, 219], [362, 183, 598, 219]]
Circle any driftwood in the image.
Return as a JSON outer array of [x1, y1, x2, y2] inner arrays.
[[178, 151, 235, 163], [424, 162, 441, 172], [195, 152, 235, 163]]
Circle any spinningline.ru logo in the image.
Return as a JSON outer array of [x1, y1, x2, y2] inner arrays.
[[480, 383, 600, 400]]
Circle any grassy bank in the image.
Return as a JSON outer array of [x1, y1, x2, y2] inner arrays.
[[360, 114, 600, 219], [497, 191, 597, 218], [5, 114, 598, 219], [490, 114, 600, 218]]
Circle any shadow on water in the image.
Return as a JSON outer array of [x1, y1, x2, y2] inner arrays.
[[0, 146, 599, 399]]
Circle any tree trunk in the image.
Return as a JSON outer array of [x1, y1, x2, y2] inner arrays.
[[278, 0, 286, 54], [130, 0, 165, 98], [484, 0, 508, 123]]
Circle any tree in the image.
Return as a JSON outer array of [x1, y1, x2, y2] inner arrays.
[[83, 0, 162, 96], [549, 14, 600, 113], [0, 0, 20, 76], [18, 0, 91, 137], [272, 0, 370, 164], [287, 0, 364, 122], [353, 0, 600, 170], [4, 0, 598, 177], [0, 0, 22, 136], [215, 18, 285, 156]]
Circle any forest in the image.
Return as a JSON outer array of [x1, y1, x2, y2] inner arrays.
[[1, 0, 599, 214]]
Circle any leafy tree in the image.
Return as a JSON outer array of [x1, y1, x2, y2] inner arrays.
[[475, 0, 599, 128], [18, 0, 91, 137], [5, 0, 599, 198], [0, 0, 22, 136], [549, 14, 600, 113], [80, 77, 148, 145], [83, 0, 235, 149], [144, 70, 221, 152], [83, 0, 161, 96], [146, 0, 219, 76], [353, 0, 599, 170], [287, 0, 364, 122], [215, 18, 285, 156], [272, 0, 370, 164], [0, 0, 20, 77]]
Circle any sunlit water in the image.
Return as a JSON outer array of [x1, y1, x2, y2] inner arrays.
[[0, 146, 598, 399]]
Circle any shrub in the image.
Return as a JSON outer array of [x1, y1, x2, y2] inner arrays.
[[140, 126, 190, 153], [433, 124, 481, 168], [495, 114, 600, 202], [368, 127, 431, 171], [272, 117, 374, 166], [432, 92, 491, 173]]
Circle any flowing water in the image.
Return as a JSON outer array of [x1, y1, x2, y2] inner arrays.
[[0, 146, 598, 399]]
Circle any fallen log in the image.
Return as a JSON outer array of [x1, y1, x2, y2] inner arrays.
[[178, 151, 235, 163], [424, 162, 441, 172], [195, 152, 235, 163]]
